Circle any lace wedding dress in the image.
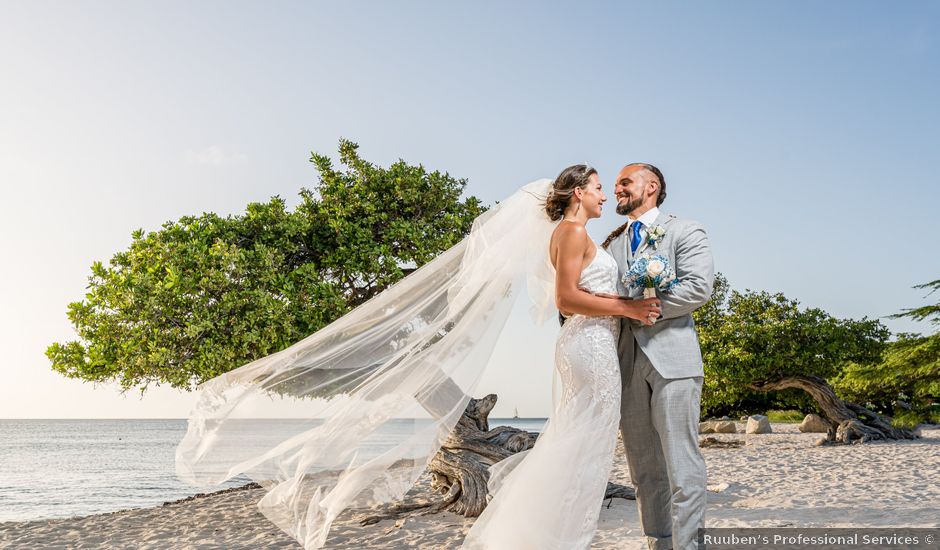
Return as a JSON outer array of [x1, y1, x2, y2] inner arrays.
[[462, 245, 622, 550]]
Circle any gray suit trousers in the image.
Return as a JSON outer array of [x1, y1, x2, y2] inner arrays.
[[620, 339, 706, 550]]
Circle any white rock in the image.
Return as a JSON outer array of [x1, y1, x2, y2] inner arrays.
[[746, 415, 772, 434], [799, 413, 831, 433], [699, 420, 737, 434]]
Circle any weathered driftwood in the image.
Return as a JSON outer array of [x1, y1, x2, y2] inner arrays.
[[749, 375, 919, 444], [699, 436, 744, 449], [359, 394, 634, 525]]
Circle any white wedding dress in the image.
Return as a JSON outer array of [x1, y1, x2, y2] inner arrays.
[[176, 180, 627, 550], [462, 245, 623, 550]]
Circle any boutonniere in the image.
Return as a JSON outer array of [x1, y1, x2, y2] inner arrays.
[[646, 225, 666, 248]]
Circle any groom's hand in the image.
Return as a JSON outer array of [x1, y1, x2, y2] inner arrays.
[[583, 291, 622, 300], [577, 288, 626, 299], [578, 288, 659, 325], [579, 289, 634, 303]]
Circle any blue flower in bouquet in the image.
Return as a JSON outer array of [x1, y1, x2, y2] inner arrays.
[[622, 254, 679, 291]]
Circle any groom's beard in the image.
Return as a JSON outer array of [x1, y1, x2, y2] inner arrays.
[[616, 196, 643, 216]]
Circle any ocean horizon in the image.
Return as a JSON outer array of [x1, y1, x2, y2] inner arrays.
[[0, 418, 547, 523]]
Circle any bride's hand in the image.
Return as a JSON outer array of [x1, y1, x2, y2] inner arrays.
[[620, 297, 661, 326]]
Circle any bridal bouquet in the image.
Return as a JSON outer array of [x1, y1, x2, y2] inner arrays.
[[622, 254, 679, 307]]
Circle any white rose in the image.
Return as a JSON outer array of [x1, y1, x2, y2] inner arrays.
[[647, 259, 665, 278]]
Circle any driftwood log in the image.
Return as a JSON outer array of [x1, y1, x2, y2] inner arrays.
[[749, 375, 919, 444], [360, 394, 634, 525], [699, 436, 744, 449]]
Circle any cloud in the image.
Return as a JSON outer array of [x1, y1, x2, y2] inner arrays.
[[183, 145, 248, 166]]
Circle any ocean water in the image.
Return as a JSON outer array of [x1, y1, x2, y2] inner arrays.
[[0, 418, 546, 522]]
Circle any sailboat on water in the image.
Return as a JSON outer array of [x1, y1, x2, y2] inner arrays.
[[512, 407, 519, 419]]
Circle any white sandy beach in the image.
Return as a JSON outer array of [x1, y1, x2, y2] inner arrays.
[[2, 423, 938, 549]]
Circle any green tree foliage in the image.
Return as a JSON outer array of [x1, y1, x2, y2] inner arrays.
[[834, 279, 940, 426], [889, 279, 940, 327], [694, 274, 890, 417], [47, 139, 486, 392]]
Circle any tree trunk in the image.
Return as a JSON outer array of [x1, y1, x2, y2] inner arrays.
[[749, 375, 919, 444], [359, 394, 634, 525]]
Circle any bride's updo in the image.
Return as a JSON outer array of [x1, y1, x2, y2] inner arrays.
[[544, 164, 598, 221]]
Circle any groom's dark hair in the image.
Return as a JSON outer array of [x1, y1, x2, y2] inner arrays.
[[625, 162, 667, 207]]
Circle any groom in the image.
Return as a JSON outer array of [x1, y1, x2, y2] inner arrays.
[[603, 163, 714, 550]]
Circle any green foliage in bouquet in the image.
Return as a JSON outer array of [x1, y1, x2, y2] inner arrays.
[[46, 139, 486, 392]]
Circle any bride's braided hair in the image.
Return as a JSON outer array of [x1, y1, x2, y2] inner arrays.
[[602, 221, 631, 249], [544, 164, 597, 221]]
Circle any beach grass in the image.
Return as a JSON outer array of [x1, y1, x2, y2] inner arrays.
[[764, 409, 804, 423]]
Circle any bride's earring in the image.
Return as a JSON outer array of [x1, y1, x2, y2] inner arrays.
[[574, 201, 581, 215]]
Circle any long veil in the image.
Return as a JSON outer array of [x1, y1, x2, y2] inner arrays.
[[175, 178, 558, 549]]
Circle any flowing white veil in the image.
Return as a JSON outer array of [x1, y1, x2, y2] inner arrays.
[[175, 178, 558, 549]]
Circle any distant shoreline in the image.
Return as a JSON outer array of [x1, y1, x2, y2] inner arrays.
[[0, 417, 550, 523]]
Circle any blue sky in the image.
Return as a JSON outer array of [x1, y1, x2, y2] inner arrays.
[[1, 1, 937, 418]]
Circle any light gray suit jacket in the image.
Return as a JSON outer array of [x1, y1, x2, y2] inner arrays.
[[606, 211, 715, 379]]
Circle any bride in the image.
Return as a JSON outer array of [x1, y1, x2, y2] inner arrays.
[[176, 164, 661, 549], [462, 164, 659, 548]]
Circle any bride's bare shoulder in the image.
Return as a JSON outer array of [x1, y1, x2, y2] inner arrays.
[[549, 223, 591, 271], [550, 221, 588, 248]]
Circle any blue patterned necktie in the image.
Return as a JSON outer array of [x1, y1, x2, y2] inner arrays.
[[630, 221, 644, 254]]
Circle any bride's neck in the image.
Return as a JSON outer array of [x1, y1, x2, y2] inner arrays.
[[561, 206, 589, 225]]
